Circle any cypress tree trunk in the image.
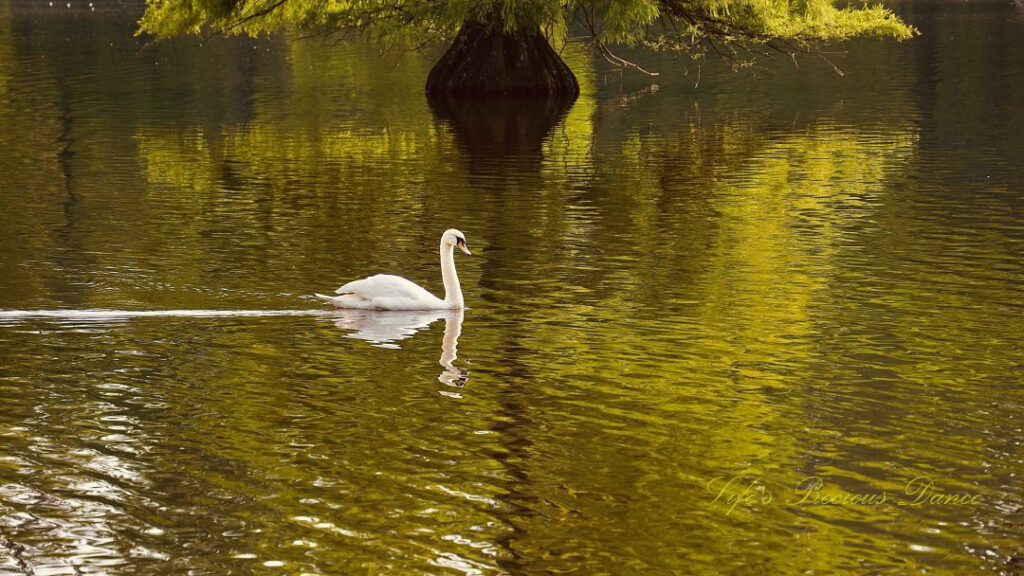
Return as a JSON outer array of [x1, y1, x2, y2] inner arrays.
[[425, 20, 579, 100]]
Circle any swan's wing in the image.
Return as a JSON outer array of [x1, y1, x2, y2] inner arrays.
[[335, 274, 434, 300]]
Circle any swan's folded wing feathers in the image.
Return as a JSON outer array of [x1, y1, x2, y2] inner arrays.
[[335, 274, 431, 300], [334, 278, 364, 294]]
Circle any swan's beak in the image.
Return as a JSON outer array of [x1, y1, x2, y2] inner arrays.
[[457, 239, 471, 255]]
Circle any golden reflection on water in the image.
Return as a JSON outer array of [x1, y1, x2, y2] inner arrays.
[[0, 3, 1022, 575]]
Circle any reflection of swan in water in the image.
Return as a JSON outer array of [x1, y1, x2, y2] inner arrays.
[[330, 309, 445, 348], [437, 308, 468, 387], [329, 308, 467, 386]]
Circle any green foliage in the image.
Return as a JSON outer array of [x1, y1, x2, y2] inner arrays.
[[138, 0, 915, 63]]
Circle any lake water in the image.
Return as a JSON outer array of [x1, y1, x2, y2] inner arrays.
[[0, 1, 1022, 574]]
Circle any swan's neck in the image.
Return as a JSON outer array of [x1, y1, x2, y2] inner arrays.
[[440, 241, 463, 308]]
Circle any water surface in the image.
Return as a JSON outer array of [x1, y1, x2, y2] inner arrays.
[[0, 1, 1022, 574]]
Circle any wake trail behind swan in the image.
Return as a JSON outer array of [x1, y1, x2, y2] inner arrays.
[[0, 309, 334, 321]]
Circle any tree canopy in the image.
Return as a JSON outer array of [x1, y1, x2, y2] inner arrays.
[[138, 0, 916, 70]]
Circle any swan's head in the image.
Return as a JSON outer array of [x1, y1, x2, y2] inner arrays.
[[442, 229, 471, 255]]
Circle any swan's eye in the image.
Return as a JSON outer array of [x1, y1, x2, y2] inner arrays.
[[456, 237, 465, 245]]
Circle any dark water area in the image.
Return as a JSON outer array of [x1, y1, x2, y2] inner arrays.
[[0, 1, 1022, 574]]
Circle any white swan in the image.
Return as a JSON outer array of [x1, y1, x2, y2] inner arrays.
[[315, 229, 471, 310]]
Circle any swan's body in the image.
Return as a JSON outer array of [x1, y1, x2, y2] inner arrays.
[[316, 229, 470, 310], [325, 274, 447, 310]]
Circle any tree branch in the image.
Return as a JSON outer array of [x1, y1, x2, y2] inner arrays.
[[597, 42, 660, 76], [201, 0, 291, 44]]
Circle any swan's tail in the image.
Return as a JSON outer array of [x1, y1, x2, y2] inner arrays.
[[315, 293, 340, 306], [315, 292, 366, 308]]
